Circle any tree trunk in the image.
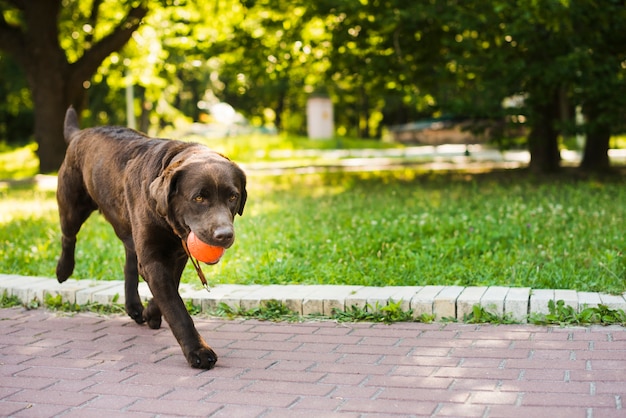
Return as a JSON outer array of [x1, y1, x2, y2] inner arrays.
[[580, 102, 611, 172], [19, 0, 71, 173], [527, 93, 561, 174], [31, 79, 72, 173], [0, 0, 147, 173]]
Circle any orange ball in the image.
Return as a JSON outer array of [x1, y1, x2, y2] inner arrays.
[[186, 231, 225, 264]]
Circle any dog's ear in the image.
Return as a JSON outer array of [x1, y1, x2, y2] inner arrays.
[[150, 146, 190, 217], [149, 172, 172, 217], [149, 163, 183, 217], [237, 170, 247, 216], [238, 187, 247, 216]]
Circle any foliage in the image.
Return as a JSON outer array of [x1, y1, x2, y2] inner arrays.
[[0, 290, 21, 308], [185, 299, 202, 316], [332, 300, 423, 324], [529, 299, 626, 327], [3, 0, 626, 173], [214, 300, 300, 322], [43, 291, 126, 314], [464, 304, 516, 324]]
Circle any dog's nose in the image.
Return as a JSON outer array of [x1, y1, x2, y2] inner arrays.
[[213, 226, 234, 245]]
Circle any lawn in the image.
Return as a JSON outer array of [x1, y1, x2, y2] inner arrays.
[[2, 169, 626, 294], [1, 138, 625, 294]]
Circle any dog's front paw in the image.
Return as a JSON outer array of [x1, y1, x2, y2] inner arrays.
[[125, 302, 145, 325], [187, 346, 218, 369], [142, 299, 162, 329]]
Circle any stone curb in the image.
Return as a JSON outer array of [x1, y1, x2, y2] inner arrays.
[[2, 274, 626, 322]]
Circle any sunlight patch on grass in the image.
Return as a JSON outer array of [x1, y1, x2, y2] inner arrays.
[[0, 143, 39, 179]]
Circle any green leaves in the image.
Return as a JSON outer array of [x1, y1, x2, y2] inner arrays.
[[530, 299, 626, 326]]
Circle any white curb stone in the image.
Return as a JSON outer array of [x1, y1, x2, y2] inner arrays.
[[480, 286, 509, 317], [239, 284, 297, 311], [2, 275, 55, 303], [599, 293, 626, 311], [505, 287, 530, 323], [30, 278, 85, 304], [302, 285, 363, 316], [0, 274, 620, 323], [75, 281, 123, 305], [386, 286, 423, 313], [411, 285, 444, 318], [555, 289, 579, 312], [577, 291, 602, 310], [530, 289, 554, 315], [208, 285, 263, 311], [456, 286, 488, 320], [279, 285, 316, 315], [345, 286, 399, 311], [433, 286, 464, 319]]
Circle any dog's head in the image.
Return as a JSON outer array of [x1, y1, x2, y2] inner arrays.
[[149, 146, 247, 249]]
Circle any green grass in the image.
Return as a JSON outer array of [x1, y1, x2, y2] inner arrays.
[[1, 168, 625, 294], [0, 142, 39, 179]]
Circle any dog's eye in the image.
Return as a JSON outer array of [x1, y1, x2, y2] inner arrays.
[[193, 195, 204, 203], [228, 194, 238, 202]]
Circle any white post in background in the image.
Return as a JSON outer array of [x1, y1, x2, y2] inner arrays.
[[575, 105, 585, 150], [307, 93, 334, 139], [125, 69, 136, 130]]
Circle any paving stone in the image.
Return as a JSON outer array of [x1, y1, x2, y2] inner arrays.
[[29, 278, 87, 304], [75, 281, 123, 305], [411, 285, 444, 318], [239, 285, 305, 311], [1, 308, 625, 417], [433, 286, 464, 319], [90, 281, 150, 305], [480, 286, 509, 317], [0, 275, 54, 303], [554, 289, 578, 311], [209, 285, 262, 309], [344, 286, 400, 311], [279, 285, 319, 314], [188, 284, 244, 310], [530, 289, 554, 315], [302, 285, 363, 315], [598, 293, 626, 311], [505, 287, 530, 323], [456, 286, 488, 320], [577, 291, 602, 310], [384, 286, 423, 313]]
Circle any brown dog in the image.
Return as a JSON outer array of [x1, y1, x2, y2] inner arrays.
[[56, 107, 246, 369]]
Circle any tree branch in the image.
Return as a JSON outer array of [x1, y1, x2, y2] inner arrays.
[[85, 0, 104, 46], [0, 8, 26, 64], [2, 0, 27, 11], [69, 4, 149, 84]]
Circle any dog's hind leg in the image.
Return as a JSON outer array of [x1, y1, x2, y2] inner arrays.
[[56, 169, 97, 283], [123, 245, 146, 324]]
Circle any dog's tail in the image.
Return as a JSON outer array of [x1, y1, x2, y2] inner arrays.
[[64, 106, 80, 143]]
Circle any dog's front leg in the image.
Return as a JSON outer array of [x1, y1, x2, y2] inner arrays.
[[141, 260, 218, 369]]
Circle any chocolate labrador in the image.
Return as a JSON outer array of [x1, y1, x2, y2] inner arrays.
[[56, 107, 246, 369]]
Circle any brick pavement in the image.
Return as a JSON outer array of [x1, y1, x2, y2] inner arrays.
[[1, 307, 625, 417]]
